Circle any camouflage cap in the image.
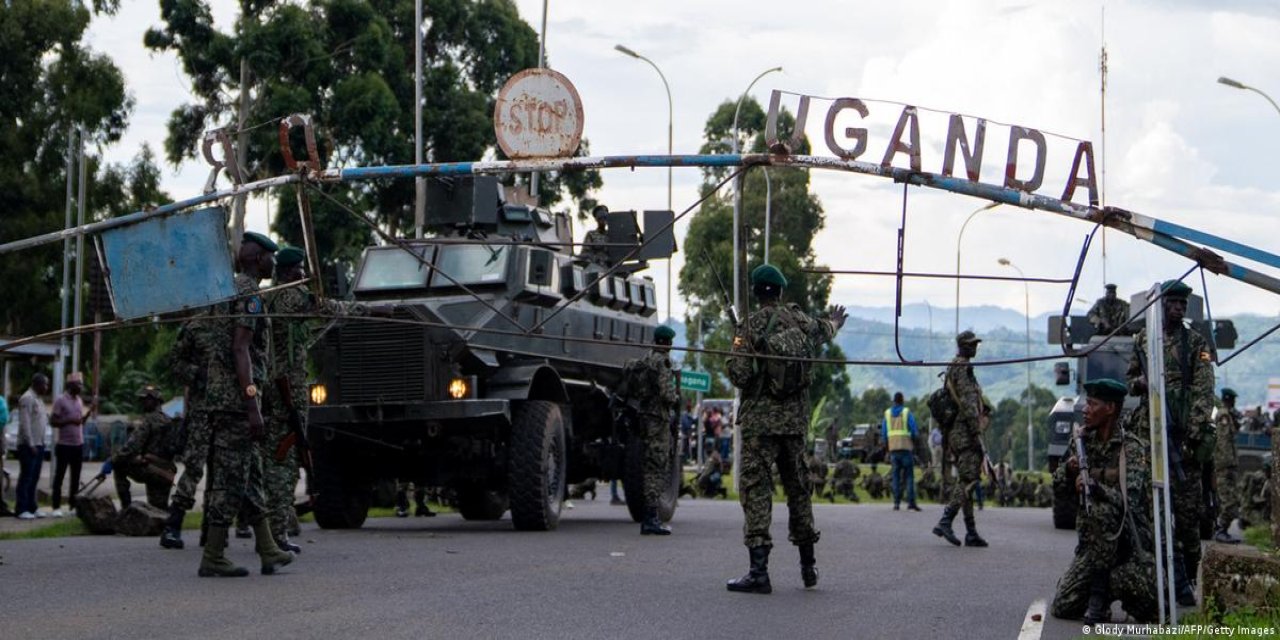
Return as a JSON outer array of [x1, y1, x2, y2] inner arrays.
[[137, 384, 163, 400], [750, 264, 787, 288], [275, 246, 306, 268], [956, 330, 981, 345], [1222, 387, 1238, 400], [243, 231, 279, 253], [1160, 279, 1192, 299], [1083, 378, 1127, 404], [654, 325, 676, 343]]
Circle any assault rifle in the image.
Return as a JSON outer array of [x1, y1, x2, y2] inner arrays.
[[274, 376, 317, 514], [1075, 429, 1092, 515], [703, 249, 740, 330]]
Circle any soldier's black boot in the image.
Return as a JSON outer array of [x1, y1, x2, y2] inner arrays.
[[727, 546, 772, 594], [274, 533, 302, 554], [798, 543, 818, 589], [1213, 525, 1241, 544], [253, 519, 295, 575], [1173, 555, 1197, 606], [159, 506, 186, 550], [118, 488, 132, 507], [198, 526, 249, 578], [932, 506, 961, 546], [1082, 574, 1112, 624], [640, 507, 672, 535], [962, 517, 988, 547]]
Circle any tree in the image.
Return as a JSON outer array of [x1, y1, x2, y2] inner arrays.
[[146, 0, 600, 265], [680, 97, 851, 416]]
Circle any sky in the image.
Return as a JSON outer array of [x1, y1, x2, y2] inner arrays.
[[83, 0, 1280, 325]]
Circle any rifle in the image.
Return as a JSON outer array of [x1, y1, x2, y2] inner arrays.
[[703, 249, 740, 330], [1075, 429, 1092, 515], [274, 376, 316, 513]]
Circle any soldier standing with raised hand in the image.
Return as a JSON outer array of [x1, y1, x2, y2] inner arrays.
[[933, 330, 991, 548], [724, 264, 846, 594], [1125, 279, 1214, 606], [1212, 388, 1243, 544], [197, 231, 295, 577], [616, 324, 681, 535]]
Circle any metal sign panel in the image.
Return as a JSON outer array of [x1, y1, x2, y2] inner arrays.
[[640, 210, 677, 260], [494, 68, 584, 159], [100, 206, 235, 319], [680, 370, 711, 393]]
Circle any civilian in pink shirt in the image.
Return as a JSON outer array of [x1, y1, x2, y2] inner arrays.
[[50, 371, 91, 516]]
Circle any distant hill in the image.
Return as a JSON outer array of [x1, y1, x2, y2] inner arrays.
[[669, 305, 1280, 407]]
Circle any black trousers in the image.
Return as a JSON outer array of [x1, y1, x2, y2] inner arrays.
[[52, 444, 84, 509]]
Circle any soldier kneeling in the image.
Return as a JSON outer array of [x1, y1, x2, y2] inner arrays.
[[109, 385, 179, 509]]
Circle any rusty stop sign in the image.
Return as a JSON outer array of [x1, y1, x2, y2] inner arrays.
[[494, 68, 584, 159]]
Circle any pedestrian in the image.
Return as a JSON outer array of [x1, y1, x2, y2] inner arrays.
[[49, 371, 92, 517], [107, 385, 179, 509], [882, 391, 921, 511], [1212, 388, 1243, 543], [160, 309, 216, 550], [16, 373, 51, 519], [1050, 378, 1157, 624], [196, 231, 294, 577], [724, 263, 845, 594], [929, 425, 943, 470], [0, 392, 10, 516], [932, 330, 991, 548], [615, 325, 681, 535], [1125, 280, 1214, 605]]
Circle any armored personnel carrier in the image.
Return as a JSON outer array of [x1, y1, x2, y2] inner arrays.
[[306, 177, 680, 531]]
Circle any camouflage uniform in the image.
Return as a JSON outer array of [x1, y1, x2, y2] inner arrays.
[[580, 228, 610, 265], [917, 467, 937, 502], [944, 354, 988, 533], [112, 409, 180, 509], [619, 349, 680, 508], [1126, 324, 1215, 578], [262, 285, 314, 540], [1034, 480, 1053, 508], [726, 302, 837, 549], [169, 314, 216, 513], [862, 466, 886, 500], [203, 273, 272, 529], [1087, 295, 1131, 335], [831, 459, 859, 502], [1051, 426, 1157, 622], [1214, 405, 1242, 535], [807, 454, 828, 499]]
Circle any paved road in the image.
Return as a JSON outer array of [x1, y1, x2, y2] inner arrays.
[[2, 498, 1107, 639]]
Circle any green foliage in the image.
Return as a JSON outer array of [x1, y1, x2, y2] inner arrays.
[[1244, 525, 1274, 553]]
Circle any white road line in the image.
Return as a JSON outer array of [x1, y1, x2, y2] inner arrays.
[[1018, 598, 1046, 640]]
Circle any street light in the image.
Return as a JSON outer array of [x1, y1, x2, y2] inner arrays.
[[615, 44, 674, 320], [730, 66, 783, 319], [1218, 76, 1280, 117], [954, 202, 1001, 335], [998, 257, 1034, 471]]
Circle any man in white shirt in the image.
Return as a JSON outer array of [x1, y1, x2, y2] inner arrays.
[[16, 373, 51, 519]]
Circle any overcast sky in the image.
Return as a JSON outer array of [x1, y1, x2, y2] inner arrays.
[[85, 0, 1280, 324]]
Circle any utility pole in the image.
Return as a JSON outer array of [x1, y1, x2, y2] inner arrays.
[[72, 127, 87, 373], [56, 129, 75, 397], [414, 0, 425, 239], [233, 59, 251, 247]]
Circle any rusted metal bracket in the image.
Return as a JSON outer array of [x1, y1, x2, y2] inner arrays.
[[200, 127, 243, 194], [279, 114, 323, 176]]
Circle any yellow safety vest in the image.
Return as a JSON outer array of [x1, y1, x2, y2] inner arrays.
[[885, 407, 913, 452]]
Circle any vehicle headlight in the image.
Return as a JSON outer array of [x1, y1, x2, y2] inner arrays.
[[310, 384, 328, 405], [448, 378, 469, 399]]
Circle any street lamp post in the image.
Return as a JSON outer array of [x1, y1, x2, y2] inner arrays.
[[730, 66, 783, 318], [954, 202, 1000, 335], [1218, 76, 1280, 117], [999, 258, 1034, 471], [615, 44, 673, 319], [762, 168, 772, 262]]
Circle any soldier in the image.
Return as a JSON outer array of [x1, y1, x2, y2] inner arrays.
[[160, 310, 217, 550], [933, 330, 992, 548], [196, 231, 295, 577], [806, 452, 828, 499], [917, 466, 937, 503], [698, 449, 726, 499], [1125, 279, 1214, 605], [1050, 379, 1157, 624], [1034, 477, 1053, 508], [617, 324, 681, 535], [725, 264, 845, 594], [862, 463, 886, 500], [107, 385, 180, 509], [579, 204, 611, 266], [1213, 388, 1243, 543], [1086, 284, 1132, 336], [830, 458, 860, 503]]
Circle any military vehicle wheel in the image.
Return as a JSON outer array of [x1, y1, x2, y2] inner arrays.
[[623, 433, 680, 523], [508, 401, 567, 531], [312, 435, 372, 529], [457, 487, 509, 521], [1052, 486, 1078, 530]]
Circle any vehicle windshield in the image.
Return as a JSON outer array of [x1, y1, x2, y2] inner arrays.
[[1084, 349, 1128, 385], [355, 246, 431, 291], [433, 244, 509, 286]]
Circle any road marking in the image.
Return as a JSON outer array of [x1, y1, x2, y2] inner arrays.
[[1018, 598, 1046, 640]]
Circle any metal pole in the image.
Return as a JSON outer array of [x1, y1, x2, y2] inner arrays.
[[1023, 275, 1032, 471], [72, 127, 86, 373], [955, 202, 999, 335], [414, 0, 425, 239], [729, 66, 782, 318], [530, 0, 548, 199], [762, 168, 772, 263], [232, 59, 250, 248], [1145, 284, 1178, 623], [57, 129, 74, 398]]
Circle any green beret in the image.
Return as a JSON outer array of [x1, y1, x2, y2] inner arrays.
[[1161, 279, 1192, 299], [750, 264, 787, 288], [654, 325, 676, 343], [956, 330, 982, 345], [243, 231, 279, 253], [1083, 378, 1127, 404], [1222, 388, 1238, 400], [276, 246, 306, 268], [137, 384, 163, 400]]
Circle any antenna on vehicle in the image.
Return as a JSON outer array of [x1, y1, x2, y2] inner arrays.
[[1099, 3, 1109, 285]]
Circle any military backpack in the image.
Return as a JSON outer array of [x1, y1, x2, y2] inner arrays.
[[755, 306, 814, 400]]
